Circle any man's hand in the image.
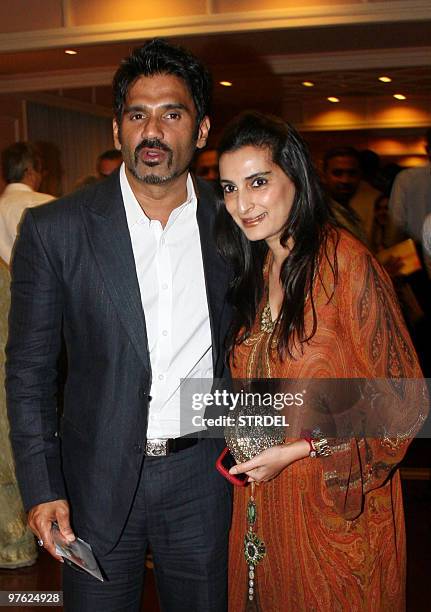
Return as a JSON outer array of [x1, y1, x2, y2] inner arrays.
[[28, 499, 75, 561], [229, 440, 310, 484]]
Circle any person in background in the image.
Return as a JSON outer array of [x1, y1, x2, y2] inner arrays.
[[322, 146, 368, 244], [215, 111, 426, 611], [422, 213, 431, 278], [0, 255, 38, 570], [0, 142, 54, 266], [0, 142, 53, 568], [6, 39, 231, 612], [96, 148, 123, 178], [388, 128, 431, 251], [387, 129, 431, 376], [194, 148, 219, 181]]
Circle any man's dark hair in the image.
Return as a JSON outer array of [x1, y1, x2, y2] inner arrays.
[[1, 142, 42, 184], [112, 39, 212, 127], [96, 149, 122, 173], [323, 146, 361, 172], [97, 149, 123, 163]]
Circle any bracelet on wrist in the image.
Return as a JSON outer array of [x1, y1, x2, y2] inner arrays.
[[301, 430, 332, 458]]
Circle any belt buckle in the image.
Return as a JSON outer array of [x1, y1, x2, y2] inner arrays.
[[145, 438, 169, 456]]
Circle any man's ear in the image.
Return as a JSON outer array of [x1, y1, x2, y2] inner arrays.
[[113, 118, 121, 150], [196, 116, 210, 150]]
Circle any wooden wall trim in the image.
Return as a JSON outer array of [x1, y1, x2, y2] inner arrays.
[[0, 1, 430, 52]]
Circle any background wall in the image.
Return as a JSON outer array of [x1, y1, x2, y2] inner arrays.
[[26, 102, 113, 195]]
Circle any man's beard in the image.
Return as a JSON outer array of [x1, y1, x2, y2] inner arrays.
[[128, 138, 179, 185]]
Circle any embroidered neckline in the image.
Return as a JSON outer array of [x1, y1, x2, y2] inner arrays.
[[260, 301, 276, 334]]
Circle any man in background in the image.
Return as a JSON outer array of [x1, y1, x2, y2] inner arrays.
[[389, 129, 431, 376], [0, 142, 54, 265], [388, 128, 431, 252], [322, 146, 371, 244], [96, 148, 123, 178], [194, 148, 219, 181]]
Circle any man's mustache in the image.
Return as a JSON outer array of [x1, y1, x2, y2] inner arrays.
[[135, 138, 172, 155]]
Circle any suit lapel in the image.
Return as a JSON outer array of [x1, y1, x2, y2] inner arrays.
[[80, 172, 151, 376]]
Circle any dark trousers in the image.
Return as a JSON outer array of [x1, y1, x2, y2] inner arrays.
[[63, 439, 232, 612]]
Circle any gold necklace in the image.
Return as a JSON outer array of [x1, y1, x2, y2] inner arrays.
[[260, 301, 275, 333]]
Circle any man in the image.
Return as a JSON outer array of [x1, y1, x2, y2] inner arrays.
[[96, 149, 123, 178], [0, 142, 54, 265], [194, 148, 219, 181], [6, 39, 232, 611], [423, 213, 431, 278], [388, 128, 431, 249], [322, 146, 380, 245]]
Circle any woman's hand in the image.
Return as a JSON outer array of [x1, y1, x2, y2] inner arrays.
[[229, 439, 310, 483]]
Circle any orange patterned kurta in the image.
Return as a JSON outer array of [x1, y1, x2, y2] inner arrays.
[[228, 230, 426, 612]]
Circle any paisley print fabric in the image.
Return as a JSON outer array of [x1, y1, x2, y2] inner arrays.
[[228, 230, 425, 612]]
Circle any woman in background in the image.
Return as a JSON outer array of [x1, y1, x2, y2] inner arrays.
[[215, 111, 426, 611]]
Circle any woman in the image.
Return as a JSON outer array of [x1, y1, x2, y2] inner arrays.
[[215, 112, 426, 611]]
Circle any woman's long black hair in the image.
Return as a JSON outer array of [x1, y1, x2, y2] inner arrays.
[[215, 111, 338, 360]]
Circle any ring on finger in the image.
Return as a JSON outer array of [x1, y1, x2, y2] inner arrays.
[[37, 538, 44, 547]]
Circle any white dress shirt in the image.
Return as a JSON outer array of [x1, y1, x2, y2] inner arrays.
[[388, 164, 431, 245], [422, 213, 431, 278], [0, 183, 54, 265], [120, 164, 213, 438]]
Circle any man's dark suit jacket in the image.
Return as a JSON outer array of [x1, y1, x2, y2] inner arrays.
[[6, 171, 231, 556]]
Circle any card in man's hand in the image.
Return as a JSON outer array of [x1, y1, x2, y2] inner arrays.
[[51, 522, 104, 582]]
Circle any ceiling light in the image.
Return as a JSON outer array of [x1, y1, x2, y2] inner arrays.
[[327, 97, 340, 103], [65, 49, 77, 55], [219, 81, 232, 87], [393, 94, 407, 100], [302, 81, 315, 87], [378, 76, 392, 83]]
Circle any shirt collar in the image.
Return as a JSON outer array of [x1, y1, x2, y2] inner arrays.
[[120, 163, 197, 229], [3, 183, 34, 194]]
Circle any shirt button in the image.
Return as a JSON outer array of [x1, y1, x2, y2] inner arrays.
[[162, 283, 168, 290], [162, 330, 168, 337], [158, 374, 164, 381]]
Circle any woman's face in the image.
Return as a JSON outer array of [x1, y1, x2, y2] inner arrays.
[[219, 145, 295, 247]]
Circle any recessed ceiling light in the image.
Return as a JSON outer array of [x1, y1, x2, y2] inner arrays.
[[65, 49, 77, 55], [393, 93, 407, 100], [327, 97, 340, 103], [302, 81, 315, 87], [379, 76, 392, 83], [219, 81, 232, 87]]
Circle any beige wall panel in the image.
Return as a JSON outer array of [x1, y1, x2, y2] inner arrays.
[[302, 98, 365, 130], [70, 0, 207, 25], [215, 0, 361, 13], [0, 96, 24, 192], [367, 98, 431, 127], [300, 96, 431, 131], [0, 0, 62, 33]]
